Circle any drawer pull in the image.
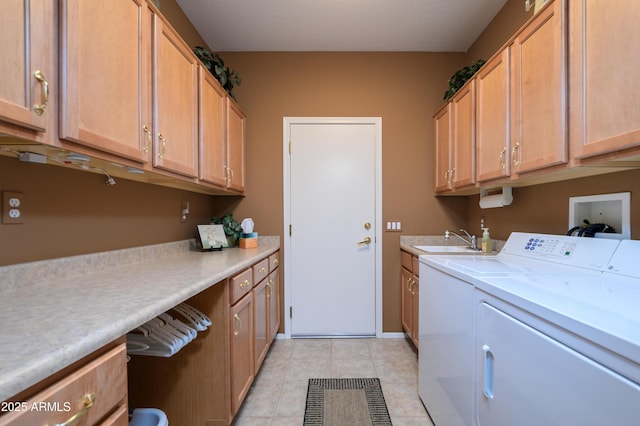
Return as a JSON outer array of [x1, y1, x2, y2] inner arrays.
[[259, 267, 266, 274], [48, 392, 95, 426], [239, 279, 250, 288], [272, 258, 279, 266], [266, 279, 272, 297], [233, 314, 241, 336]]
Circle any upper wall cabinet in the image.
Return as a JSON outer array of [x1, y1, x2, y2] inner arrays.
[[60, 0, 152, 164], [199, 66, 228, 188], [476, 0, 566, 184], [475, 48, 511, 184], [569, 0, 640, 161], [152, 14, 198, 178], [434, 103, 452, 192], [198, 68, 246, 193], [434, 82, 475, 193], [510, 0, 566, 174], [0, 0, 53, 136], [226, 99, 246, 192]]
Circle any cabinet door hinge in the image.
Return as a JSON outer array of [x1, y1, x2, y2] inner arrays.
[[289, 224, 292, 236], [289, 141, 292, 155], [289, 306, 293, 318]]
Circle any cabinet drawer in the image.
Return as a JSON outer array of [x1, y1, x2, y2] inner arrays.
[[253, 258, 269, 286], [269, 252, 280, 272], [230, 268, 253, 304], [0, 344, 127, 426], [401, 250, 413, 272]]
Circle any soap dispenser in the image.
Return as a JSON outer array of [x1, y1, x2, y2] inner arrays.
[[481, 228, 492, 253]]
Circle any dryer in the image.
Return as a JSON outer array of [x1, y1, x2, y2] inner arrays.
[[418, 232, 634, 426]]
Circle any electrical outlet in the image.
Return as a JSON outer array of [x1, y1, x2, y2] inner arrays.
[[2, 191, 24, 224], [180, 200, 190, 223], [385, 221, 402, 232]]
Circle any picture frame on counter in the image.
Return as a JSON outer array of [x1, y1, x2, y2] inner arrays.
[[197, 224, 228, 250]]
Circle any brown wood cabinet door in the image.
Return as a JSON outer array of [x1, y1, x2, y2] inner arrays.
[[0, 0, 51, 133], [569, 0, 640, 160], [226, 99, 246, 191], [476, 48, 511, 183], [199, 66, 227, 187], [452, 81, 476, 189], [511, 0, 567, 174], [268, 268, 281, 341], [401, 267, 413, 335], [253, 279, 269, 373], [434, 104, 452, 192], [60, 0, 151, 162], [230, 292, 254, 416], [411, 276, 419, 347], [153, 15, 198, 177]]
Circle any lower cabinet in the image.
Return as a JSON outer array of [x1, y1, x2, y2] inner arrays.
[[401, 250, 419, 347], [230, 291, 254, 416], [127, 250, 280, 425], [0, 340, 128, 426], [254, 255, 281, 373], [253, 278, 269, 372]]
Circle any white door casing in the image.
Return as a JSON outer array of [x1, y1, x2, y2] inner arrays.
[[283, 117, 382, 338]]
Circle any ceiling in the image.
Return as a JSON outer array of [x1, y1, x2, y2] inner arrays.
[[176, 0, 509, 52]]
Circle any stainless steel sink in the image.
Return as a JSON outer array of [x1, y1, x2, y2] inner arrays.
[[413, 245, 478, 253]]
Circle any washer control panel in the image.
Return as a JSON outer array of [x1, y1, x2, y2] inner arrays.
[[502, 232, 620, 270], [523, 238, 577, 257]]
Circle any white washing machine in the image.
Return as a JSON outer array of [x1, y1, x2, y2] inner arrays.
[[418, 233, 640, 426]]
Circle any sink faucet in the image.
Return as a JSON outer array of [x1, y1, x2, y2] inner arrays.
[[445, 229, 479, 250]]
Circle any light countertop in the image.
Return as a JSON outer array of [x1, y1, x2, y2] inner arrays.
[[0, 237, 279, 402]]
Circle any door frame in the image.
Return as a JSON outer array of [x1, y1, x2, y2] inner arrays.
[[282, 117, 383, 338]]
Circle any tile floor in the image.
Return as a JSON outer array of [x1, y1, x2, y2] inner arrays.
[[233, 337, 434, 425]]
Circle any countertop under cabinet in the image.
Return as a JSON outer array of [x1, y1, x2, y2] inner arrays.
[[0, 237, 279, 402]]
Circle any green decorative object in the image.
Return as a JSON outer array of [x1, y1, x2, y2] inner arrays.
[[193, 46, 242, 101], [443, 59, 486, 100], [212, 214, 243, 246]]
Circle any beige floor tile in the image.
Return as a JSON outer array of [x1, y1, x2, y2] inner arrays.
[[232, 337, 427, 424]]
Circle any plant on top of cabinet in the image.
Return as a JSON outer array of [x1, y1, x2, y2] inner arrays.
[[443, 59, 486, 100], [193, 46, 242, 100]]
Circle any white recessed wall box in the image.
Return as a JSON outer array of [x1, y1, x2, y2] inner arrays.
[[569, 192, 631, 239]]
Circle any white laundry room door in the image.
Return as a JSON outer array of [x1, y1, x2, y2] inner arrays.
[[285, 118, 381, 337]]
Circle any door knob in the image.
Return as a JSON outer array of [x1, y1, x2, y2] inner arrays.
[[357, 236, 372, 245]]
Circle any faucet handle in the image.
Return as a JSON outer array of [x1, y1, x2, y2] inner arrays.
[[445, 230, 450, 239]]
